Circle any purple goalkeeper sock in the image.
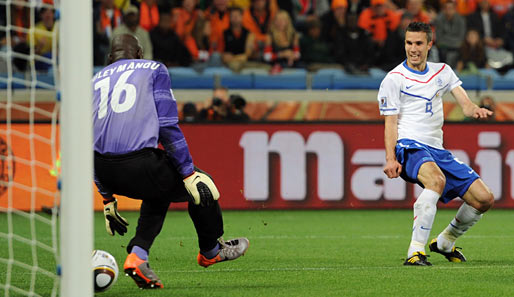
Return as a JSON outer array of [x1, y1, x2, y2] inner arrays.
[[200, 243, 220, 259], [131, 246, 148, 261]]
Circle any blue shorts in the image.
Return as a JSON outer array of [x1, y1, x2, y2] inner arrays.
[[395, 139, 480, 203]]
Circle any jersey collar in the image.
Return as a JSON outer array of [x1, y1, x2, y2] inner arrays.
[[402, 60, 429, 75]]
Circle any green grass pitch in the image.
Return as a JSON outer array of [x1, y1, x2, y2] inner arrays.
[[2, 209, 514, 296]]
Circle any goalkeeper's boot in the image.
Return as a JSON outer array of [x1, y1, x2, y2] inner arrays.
[[429, 238, 467, 263], [403, 251, 432, 266], [123, 253, 163, 289], [197, 237, 249, 268]]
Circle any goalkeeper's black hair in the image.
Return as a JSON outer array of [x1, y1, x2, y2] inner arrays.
[[406, 22, 432, 43]]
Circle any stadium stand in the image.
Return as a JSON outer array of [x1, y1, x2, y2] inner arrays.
[[3, 61, 514, 92], [254, 69, 307, 89], [220, 73, 254, 89], [2, 65, 514, 92], [2, 0, 514, 122], [492, 70, 514, 90]]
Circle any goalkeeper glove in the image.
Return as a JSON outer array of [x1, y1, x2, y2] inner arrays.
[[183, 171, 220, 206], [103, 198, 129, 236]]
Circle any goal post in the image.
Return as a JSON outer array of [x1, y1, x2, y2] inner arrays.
[[59, 0, 93, 296]]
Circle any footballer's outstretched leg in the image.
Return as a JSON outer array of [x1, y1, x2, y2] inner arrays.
[[198, 237, 250, 268], [124, 253, 163, 289], [432, 180, 493, 262]]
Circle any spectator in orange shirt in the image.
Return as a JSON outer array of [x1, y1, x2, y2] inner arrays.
[[229, 0, 250, 9], [433, 0, 476, 15], [242, 0, 276, 44], [405, 0, 430, 23], [489, 0, 513, 18], [357, 0, 400, 47], [94, 0, 122, 65], [454, 0, 477, 16], [404, 0, 436, 49], [96, 0, 122, 38], [139, 0, 159, 31], [173, 0, 205, 60], [204, 0, 230, 52]]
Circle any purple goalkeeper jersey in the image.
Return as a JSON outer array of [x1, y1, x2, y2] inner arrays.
[[92, 59, 194, 178]]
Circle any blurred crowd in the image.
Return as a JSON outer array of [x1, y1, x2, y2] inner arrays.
[[0, 0, 58, 71], [1, 0, 514, 74], [94, 0, 514, 75]]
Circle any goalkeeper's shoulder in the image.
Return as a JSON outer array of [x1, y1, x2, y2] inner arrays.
[[148, 61, 168, 73]]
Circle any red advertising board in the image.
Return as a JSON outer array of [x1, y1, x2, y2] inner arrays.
[[1, 123, 513, 210], [182, 123, 514, 209]]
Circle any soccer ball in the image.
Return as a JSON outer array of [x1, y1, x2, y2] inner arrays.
[[92, 250, 119, 292]]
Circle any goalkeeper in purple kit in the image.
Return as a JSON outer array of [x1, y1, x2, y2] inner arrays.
[[92, 34, 249, 289]]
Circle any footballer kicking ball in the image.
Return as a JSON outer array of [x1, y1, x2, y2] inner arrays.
[[92, 250, 119, 292]]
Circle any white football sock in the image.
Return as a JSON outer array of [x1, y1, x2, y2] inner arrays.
[[407, 189, 440, 258], [437, 202, 483, 252]]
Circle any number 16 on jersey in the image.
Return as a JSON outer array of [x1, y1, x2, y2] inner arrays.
[[94, 70, 137, 119]]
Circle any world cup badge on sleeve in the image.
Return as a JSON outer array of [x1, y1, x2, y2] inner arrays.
[[380, 97, 387, 107]]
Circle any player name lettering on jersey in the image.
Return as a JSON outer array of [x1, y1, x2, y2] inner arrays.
[[93, 59, 169, 155], [93, 61, 160, 81], [377, 61, 462, 149]]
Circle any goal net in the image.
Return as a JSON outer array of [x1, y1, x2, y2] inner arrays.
[[0, 0, 93, 296]]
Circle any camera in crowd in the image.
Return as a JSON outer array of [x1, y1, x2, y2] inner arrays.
[[196, 90, 249, 122], [227, 94, 249, 122], [229, 94, 246, 110], [212, 97, 224, 107]]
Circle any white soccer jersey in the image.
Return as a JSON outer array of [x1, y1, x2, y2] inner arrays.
[[377, 61, 462, 149]]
